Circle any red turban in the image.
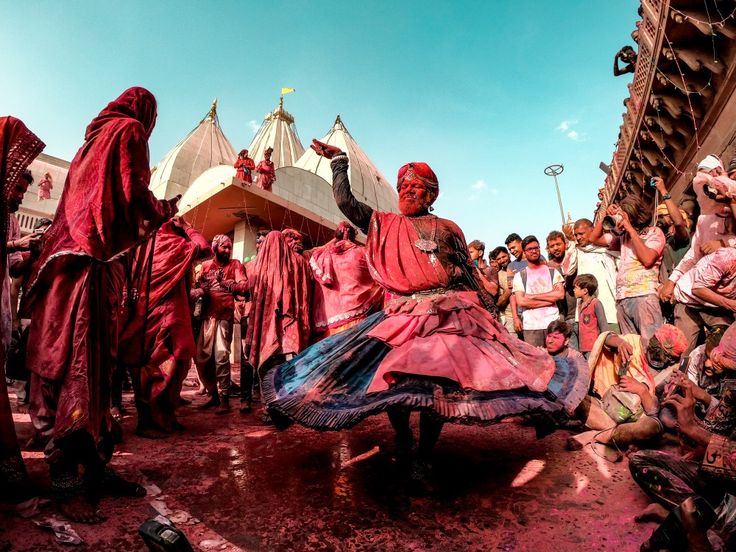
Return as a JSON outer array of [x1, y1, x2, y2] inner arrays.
[[396, 162, 439, 199], [654, 324, 687, 358]]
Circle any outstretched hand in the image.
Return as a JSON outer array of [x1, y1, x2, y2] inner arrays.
[[311, 139, 344, 159]]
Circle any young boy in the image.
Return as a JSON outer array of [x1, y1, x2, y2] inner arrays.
[[574, 274, 608, 358]]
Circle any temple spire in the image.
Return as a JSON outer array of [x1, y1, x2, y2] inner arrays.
[[206, 98, 218, 122]]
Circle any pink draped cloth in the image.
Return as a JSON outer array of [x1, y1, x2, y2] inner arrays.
[[362, 211, 555, 394], [310, 239, 384, 332], [245, 231, 312, 370]]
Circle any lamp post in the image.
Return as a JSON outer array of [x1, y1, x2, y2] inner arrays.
[[544, 164, 566, 225]]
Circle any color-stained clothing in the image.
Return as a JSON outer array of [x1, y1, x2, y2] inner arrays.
[[310, 238, 383, 334], [234, 155, 255, 183], [512, 265, 564, 331], [262, 156, 591, 431], [245, 231, 312, 371], [670, 172, 736, 284], [119, 221, 209, 430], [196, 258, 248, 321], [572, 245, 618, 325], [589, 331, 655, 396], [675, 248, 736, 307], [25, 88, 173, 451], [577, 297, 607, 353], [0, 116, 44, 494], [255, 158, 275, 191], [605, 227, 666, 300]]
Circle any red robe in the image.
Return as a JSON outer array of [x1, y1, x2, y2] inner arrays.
[[0, 117, 44, 484], [362, 212, 555, 394], [234, 156, 255, 183], [255, 159, 276, 191], [25, 87, 173, 442], [245, 231, 312, 370], [310, 239, 383, 335], [119, 221, 209, 429]]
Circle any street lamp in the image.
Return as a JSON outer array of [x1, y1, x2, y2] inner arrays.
[[544, 164, 566, 225]]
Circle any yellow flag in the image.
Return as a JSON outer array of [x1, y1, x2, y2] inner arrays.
[[281, 87, 296, 95]]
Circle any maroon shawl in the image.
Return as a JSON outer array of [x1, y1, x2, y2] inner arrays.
[[119, 220, 208, 366], [245, 231, 312, 370], [27, 87, 172, 293], [0, 117, 44, 468]]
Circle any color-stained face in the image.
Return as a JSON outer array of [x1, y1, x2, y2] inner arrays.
[[545, 331, 568, 355], [284, 231, 304, 253], [547, 237, 566, 261], [255, 230, 269, 252], [398, 179, 432, 216], [215, 239, 232, 262], [573, 224, 592, 247], [494, 250, 510, 270], [523, 241, 541, 263]]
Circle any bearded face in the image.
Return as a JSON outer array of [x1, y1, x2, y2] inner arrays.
[[215, 239, 233, 263], [398, 179, 433, 216], [284, 231, 304, 253]]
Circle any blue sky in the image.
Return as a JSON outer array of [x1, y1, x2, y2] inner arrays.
[[1, 0, 639, 251]]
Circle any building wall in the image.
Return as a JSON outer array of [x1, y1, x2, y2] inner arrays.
[[17, 153, 67, 234]]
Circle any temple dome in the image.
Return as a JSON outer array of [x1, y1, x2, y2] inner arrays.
[[294, 115, 397, 213], [179, 164, 236, 211], [247, 97, 305, 169], [150, 99, 237, 200]]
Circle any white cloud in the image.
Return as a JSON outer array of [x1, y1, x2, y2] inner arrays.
[[472, 179, 487, 191], [557, 120, 575, 131], [248, 120, 260, 134], [557, 119, 586, 141]]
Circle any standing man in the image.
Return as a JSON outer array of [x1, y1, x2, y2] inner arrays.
[[546, 230, 577, 346], [25, 88, 177, 522], [468, 239, 499, 298], [490, 246, 515, 333], [194, 234, 248, 415], [0, 117, 44, 503], [512, 236, 565, 347], [571, 218, 618, 330], [590, 196, 666, 340], [255, 146, 276, 191], [234, 149, 255, 184]]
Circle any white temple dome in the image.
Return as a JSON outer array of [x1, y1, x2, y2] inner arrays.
[[150, 99, 237, 200], [295, 115, 397, 213], [247, 97, 305, 169]]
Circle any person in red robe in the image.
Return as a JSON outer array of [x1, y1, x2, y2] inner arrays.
[[244, 229, 312, 421], [24, 87, 178, 522], [193, 234, 248, 414], [234, 148, 255, 184], [263, 141, 589, 483], [310, 221, 384, 338], [119, 217, 211, 438], [255, 146, 276, 191], [0, 117, 44, 503]]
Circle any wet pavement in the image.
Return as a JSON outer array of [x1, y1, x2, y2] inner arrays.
[[2, 372, 655, 551]]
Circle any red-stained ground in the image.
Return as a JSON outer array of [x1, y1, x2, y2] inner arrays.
[[1, 370, 655, 551]]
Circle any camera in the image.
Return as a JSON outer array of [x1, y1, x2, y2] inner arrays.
[[649, 178, 657, 188], [602, 213, 623, 232]]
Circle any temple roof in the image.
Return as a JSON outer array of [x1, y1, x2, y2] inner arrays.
[[294, 115, 397, 213], [247, 97, 305, 169], [150, 99, 237, 200]]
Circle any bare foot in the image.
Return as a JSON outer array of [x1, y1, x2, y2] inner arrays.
[[58, 495, 106, 524], [100, 469, 147, 498], [593, 428, 614, 445], [635, 502, 669, 524]]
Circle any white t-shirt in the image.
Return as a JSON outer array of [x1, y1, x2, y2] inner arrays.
[[512, 264, 564, 331]]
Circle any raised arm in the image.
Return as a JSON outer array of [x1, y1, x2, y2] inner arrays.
[[310, 139, 374, 233]]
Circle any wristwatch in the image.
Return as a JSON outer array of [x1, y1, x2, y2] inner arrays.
[[662, 192, 672, 200]]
